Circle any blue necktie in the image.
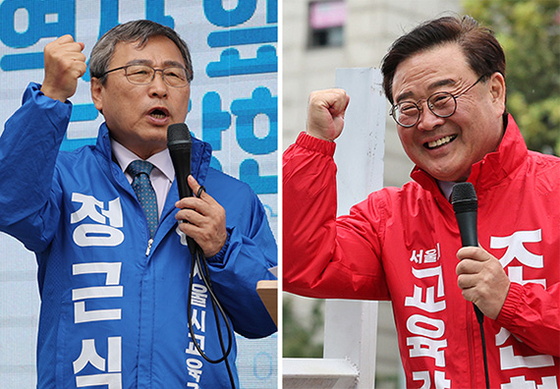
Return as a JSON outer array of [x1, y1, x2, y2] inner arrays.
[[127, 160, 158, 238]]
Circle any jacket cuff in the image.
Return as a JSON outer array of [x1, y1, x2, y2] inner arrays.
[[25, 82, 72, 124], [295, 132, 336, 157], [495, 282, 523, 327], [205, 228, 232, 264]]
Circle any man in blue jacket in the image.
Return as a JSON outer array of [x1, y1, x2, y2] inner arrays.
[[0, 20, 276, 388]]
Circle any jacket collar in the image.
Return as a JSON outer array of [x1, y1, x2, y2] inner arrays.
[[411, 114, 528, 196]]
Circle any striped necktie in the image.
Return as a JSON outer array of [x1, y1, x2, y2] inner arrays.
[[127, 160, 159, 238]]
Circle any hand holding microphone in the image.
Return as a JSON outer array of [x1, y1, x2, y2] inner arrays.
[[452, 183, 510, 320], [168, 124, 227, 258]]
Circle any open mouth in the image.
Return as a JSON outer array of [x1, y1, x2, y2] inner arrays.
[[425, 135, 457, 150], [148, 108, 169, 119]]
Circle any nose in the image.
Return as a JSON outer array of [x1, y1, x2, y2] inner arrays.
[[416, 101, 445, 131], [148, 70, 168, 98]]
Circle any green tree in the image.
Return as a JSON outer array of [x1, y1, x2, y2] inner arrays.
[[463, 0, 560, 155], [282, 297, 324, 358]]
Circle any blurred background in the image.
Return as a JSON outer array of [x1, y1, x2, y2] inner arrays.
[[282, 0, 560, 387]]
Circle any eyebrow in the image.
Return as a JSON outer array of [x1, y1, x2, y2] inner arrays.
[[125, 59, 186, 68], [395, 78, 457, 103]]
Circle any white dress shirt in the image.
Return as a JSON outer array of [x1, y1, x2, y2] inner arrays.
[[111, 139, 175, 219], [437, 180, 457, 202]]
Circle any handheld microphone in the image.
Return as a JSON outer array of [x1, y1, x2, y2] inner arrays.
[[452, 182, 484, 324], [451, 182, 490, 389], [451, 182, 478, 247], [167, 124, 236, 388], [167, 123, 192, 199], [167, 123, 197, 252]]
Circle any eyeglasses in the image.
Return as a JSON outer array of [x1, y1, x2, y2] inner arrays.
[[101, 64, 190, 88], [390, 75, 487, 128]]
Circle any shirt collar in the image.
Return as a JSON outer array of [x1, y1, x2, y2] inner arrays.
[[111, 138, 175, 182], [437, 180, 456, 202]]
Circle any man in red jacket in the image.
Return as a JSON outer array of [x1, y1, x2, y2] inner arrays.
[[283, 15, 559, 388]]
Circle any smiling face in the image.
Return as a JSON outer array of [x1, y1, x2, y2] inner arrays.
[[91, 35, 190, 160], [391, 43, 506, 182]]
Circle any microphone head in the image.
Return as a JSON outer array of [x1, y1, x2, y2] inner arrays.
[[167, 123, 192, 150], [452, 182, 478, 214]]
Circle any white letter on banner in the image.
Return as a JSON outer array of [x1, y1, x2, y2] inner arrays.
[[73, 263, 121, 284], [405, 285, 446, 313], [405, 266, 446, 312], [412, 371, 430, 389], [434, 371, 451, 389], [495, 327, 554, 370], [491, 230, 543, 268], [71, 194, 124, 246], [501, 375, 558, 389], [407, 314, 445, 338], [72, 263, 122, 323], [73, 339, 106, 373], [186, 333, 206, 354], [73, 336, 121, 374], [73, 337, 121, 388], [412, 370, 451, 389], [73, 224, 124, 247], [407, 337, 447, 367], [191, 284, 208, 308], [71, 194, 123, 227], [76, 373, 122, 389], [506, 266, 546, 287], [412, 266, 445, 296], [187, 358, 204, 384], [499, 346, 555, 370], [74, 302, 121, 323], [190, 309, 206, 332], [71, 193, 106, 224], [101, 198, 123, 228]]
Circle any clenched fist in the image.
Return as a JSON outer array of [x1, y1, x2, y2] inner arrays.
[[41, 35, 87, 102], [306, 88, 350, 142]]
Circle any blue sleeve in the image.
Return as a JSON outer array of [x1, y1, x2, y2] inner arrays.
[[204, 177, 277, 339], [0, 83, 71, 252]]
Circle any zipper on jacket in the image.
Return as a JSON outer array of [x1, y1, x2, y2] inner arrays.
[[145, 238, 153, 256]]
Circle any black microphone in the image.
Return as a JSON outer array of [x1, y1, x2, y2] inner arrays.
[[452, 182, 478, 247], [167, 123, 197, 253], [167, 123, 192, 199], [168, 124, 236, 387], [451, 182, 484, 323], [451, 182, 490, 389]]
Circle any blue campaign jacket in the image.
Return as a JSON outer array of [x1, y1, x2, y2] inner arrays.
[[0, 83, 277, 388]]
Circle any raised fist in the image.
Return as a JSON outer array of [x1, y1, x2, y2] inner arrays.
[[41, 35, 87, 102], [306, 88, 350, 142]]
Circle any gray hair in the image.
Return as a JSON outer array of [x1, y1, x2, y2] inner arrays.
[[89, 20, 193, 84]]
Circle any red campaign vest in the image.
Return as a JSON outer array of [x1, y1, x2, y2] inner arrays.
[[283, 115, 560, 388]]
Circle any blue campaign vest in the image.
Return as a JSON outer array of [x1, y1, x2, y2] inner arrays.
[[0, 83, 277, 388]]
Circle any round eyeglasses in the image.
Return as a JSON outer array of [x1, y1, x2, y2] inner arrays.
[[101, 64, 190, 88], [390, 75, 486, 128]]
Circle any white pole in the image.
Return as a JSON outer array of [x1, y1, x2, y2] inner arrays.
[[323, 68, 386, 389]]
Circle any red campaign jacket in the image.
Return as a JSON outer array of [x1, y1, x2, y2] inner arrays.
[[283, 115, 560, 388]]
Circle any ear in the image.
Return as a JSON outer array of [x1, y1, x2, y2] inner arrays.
[[489, 72, 506, 116], [90, 77, 104, 113]]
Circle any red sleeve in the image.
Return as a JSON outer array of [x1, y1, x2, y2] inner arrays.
[[282, 132, 389, 300], [496, 281, 560, 357]]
